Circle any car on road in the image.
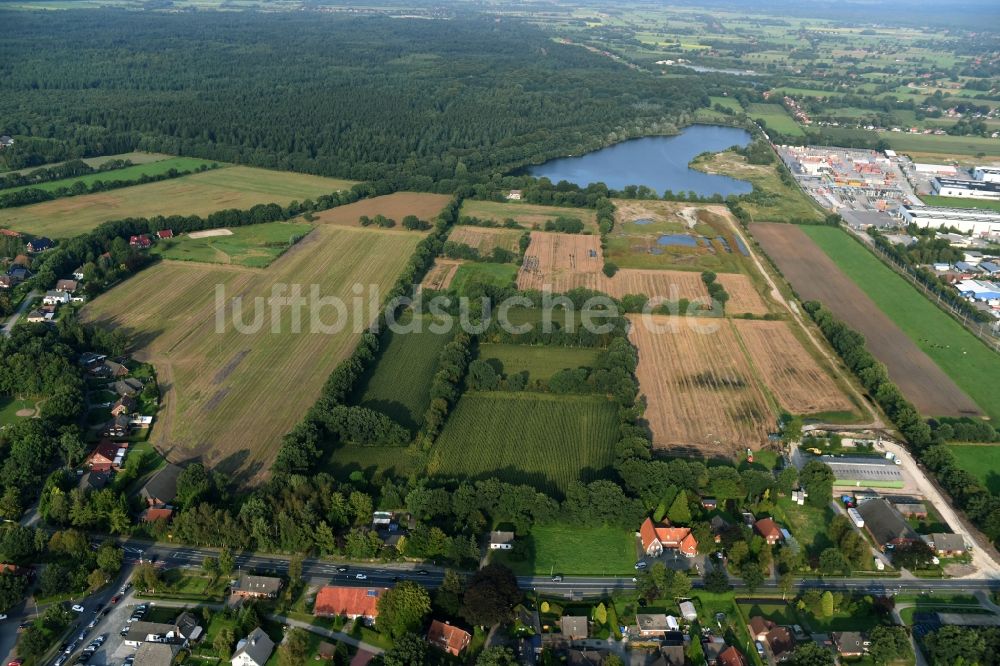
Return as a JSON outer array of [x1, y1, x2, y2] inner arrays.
[[77, 630, 87, 641], [86, 617, 98, 629], [118, 582, 132, 594], [416, 570, 429, 575], [634, 561, 647, 570], [71, 604, 84, 613], [550, 575, 563, 582], [110, 595, 121, 604], [53, 657, 67, 666], [355, 573, 368, 580], [336, 566, 348, 572]]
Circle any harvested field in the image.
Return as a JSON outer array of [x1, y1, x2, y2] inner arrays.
[[460, 199, 599, 231], [732, 319, 855, 415], [516, 231, 763, 309], [751, 222, 981, 418], [628, 314, 776, 455], [82, 225, 422, 481], [420, 259, 464, 291], [447, 226, 523, 254], [2, 165, 357, 238], [314, 192, 452, 227]]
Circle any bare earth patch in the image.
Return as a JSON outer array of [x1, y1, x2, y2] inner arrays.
[[420, 259, 464, 290], [188, 228, 234, 239]]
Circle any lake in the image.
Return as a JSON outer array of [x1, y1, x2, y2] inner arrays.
[[528, 124, 753, 197]]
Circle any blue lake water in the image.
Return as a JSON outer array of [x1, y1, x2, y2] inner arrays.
[[528, 124, 753, 197], [657, 234, 699, 247]]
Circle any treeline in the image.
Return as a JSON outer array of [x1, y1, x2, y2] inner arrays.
[[0, 157, 130, 191], [442, 240, 519, 264], [869, 229, 993, 324], [423, 333, 472, 441], [803, 301, 1000, 547]]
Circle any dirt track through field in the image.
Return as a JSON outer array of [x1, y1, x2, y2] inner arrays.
[[420, 259, 463, 290], [751, 222, 981, 418]]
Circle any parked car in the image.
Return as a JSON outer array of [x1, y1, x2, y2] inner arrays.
[[110, 595, 121, 604], [0, 614, 6, 621], [86, 617, 98, 629], [355, 573, 368, 580], [756, 641, 765, 656], [416, 570, 429, 575], [634, 561, 648, 570]]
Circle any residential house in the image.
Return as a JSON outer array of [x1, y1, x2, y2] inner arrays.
[[232, 627, 275, 666], [25, 309, 50, 324], [130, 234, 152, 249], [133, 643, 181, 666], [506, 190, 523, 201], [710, 515, 730, 544], [85, 439, 125, 472], [98, 359, 129, 378], [139, 463, 183, 507], [679, 600, 697, 622], [114, 378, 145, 397], [231, 574, 283, 600], [702, 638, 726, 665], [102, 414, 131, 439], [8, 266, 27, 282], [55, 279, 78, 293], [427, 620, 472, 656], [565, 650, 607, 666], [639, 517, 698, 558], [42, 290, 70, 306], [636, 613, 670, 637], [929, 533, 967, 556], [123, 621, 184, 648], [754, 518, 783, 546], [660, 632, 687, 666], [111, 395, 136, 417], [79, 470, 111, 491], [749, 616, 775, 641], [489, 531, 515, 550], [856, 498, 920, 551], [560, 615, 589, 640], [765, 626, 795, 661], [140, 507, 174, 522], [157, 229, 174, 240], [372, 511, 393, 527], [72, 267, 85, 281], [26, 237, 53, 253], [0, 136, 13, 148], [316, 642, 337, 661], [831, 631, 867, 658], [717, 646, 746, 666], [314, 586, 387, 623]]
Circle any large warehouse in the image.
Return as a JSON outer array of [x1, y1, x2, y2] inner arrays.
[[932, 177, 1000, 201], [898, 204, 1000, 235], [821, 456, 905, 489]]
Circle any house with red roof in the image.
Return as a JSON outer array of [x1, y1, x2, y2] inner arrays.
[[129, 234, 152, 249], [639, 517, 698, 558], [427, 620, 471, 656], [156, 229, 174, 240], [141, 507, 174, 522], [86, 439, 126, 473], [754, 518, 783, 546], [717, 646, 746, 666], [314, 586, 387, 624]]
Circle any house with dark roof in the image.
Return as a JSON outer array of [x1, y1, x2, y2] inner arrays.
[[831, 631, 867, 657], [123, 620, 184, 648], [754, 518, 782, 546], [232, 627, 274, 666], [231, 574, 283, 599], [55, 279, 78, 293], [314, 586, 387, 623], [639, 517, 698, 557], [26, 237, 53, 253], [114, 378, 145, 397], [79, 470, 112, 491], [560, 615, 589, 640], [111, 395, 136, 417], [565, 650, 607, 666], [427, 620, 472, 656], [764, 626, 795, 661], [174, 611, 202, 642], [102, 414, 131, 439], [636, 613, 670, 637], [139, 463, 182, 507], [856, 498, 920, 551], [929, 533, 967, 556]]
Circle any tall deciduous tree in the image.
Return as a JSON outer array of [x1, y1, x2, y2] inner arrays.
[[462, 564, 520, 627], [377, 581, 431, 639]]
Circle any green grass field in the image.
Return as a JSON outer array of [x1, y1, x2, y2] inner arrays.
[[429, 392, 620, 494], [709, 96, 743, 112], [460, 199, 599, 231], [150, 221, 314, 268], [747, 103, 805, 136], [802, 225, 1000, 421], [477, 343, 601, 383], [886, 132, 1000, 158], [0, 156, 218, 195], [921, 195, 1000, 212], [352, 315, 454, 432], [491, 525, 635, 575], [450, 262, 518, 294], [948, 445, 1000, 494], [0, 396, 40, 426], [1, 164, 357, 237], [1, 151, 172, 177]]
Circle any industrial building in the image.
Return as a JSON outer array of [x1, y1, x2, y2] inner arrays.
[[932, 177, 1000, 201], [974, 166, 1000, 184], [898, 205, 1000, 236], [821, 456, 904, 489]]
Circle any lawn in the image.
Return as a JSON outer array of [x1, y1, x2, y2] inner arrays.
[[738, 598, 884, 633], [476, 343, 602, 383], [920, 195, 1000, 212], [0, 396, 40, 425], [802, 225, 1000, 421], [460, 199, 599, 231], [351, 314, 454, 432], [136, 569, 227, 602], [1, 164, 357, 237], [747, 103, 805, 136], [429, 392, 620, 495], [449, 262, 518, 294], [948, 445, 1000, 494], [771, 496, 834, 561], [151, 221, 315, 268], [0, 156, 218, 195], [492, 524, 635, 575]]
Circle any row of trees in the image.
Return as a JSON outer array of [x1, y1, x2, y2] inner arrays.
[[0, 157, 130, 190]]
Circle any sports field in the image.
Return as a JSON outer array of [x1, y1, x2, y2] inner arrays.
[[429, 392, 620, 494], [948, 445, 1000, 494], [801, 225, 999, 421], [477, 344, 602, 382], [1, 165, 357, 237], [459, 199, 599, 232], [751, 222, 985, 419], [150, 221, 313, 268], [82, 225, 422, 479], [1, 157, 218, 195], [352, 315, 454, 432]]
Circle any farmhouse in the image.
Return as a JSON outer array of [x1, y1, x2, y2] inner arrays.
[[560, 615, 589, 640], [157, 229, 174, 239], [929, 532, 966, 556], [26, 237, 53, 253], [232, 627, 274, 666], [427, 620, 472, 656], [489, 531, 515, 550], [139, 463, 182, 507], [130, 234, 152, 249], [85, 440, 126, 472], [856, 498, 920, 551], [754, 518, 782, 545], [639, 517, 698, 557], [314, 585, 386, 623], [230, 574, 283, 600]]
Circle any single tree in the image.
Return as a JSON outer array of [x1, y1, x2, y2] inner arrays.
[[462, 564, 521, 627], [377, 581, 432, 639]]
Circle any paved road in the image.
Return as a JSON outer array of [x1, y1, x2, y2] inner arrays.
[[1, 290, 38, 337]]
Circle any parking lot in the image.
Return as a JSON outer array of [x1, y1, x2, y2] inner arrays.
[[53, 583, 144, 666]]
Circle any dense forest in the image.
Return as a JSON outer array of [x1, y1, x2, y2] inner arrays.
[[0, 10, 713, 183]]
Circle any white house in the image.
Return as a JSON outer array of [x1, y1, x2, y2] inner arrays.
[[489, 531, 514, 550], [505, 190, 523, 201], [232, 627, 274, 666], [42, 290, 70, 306]]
